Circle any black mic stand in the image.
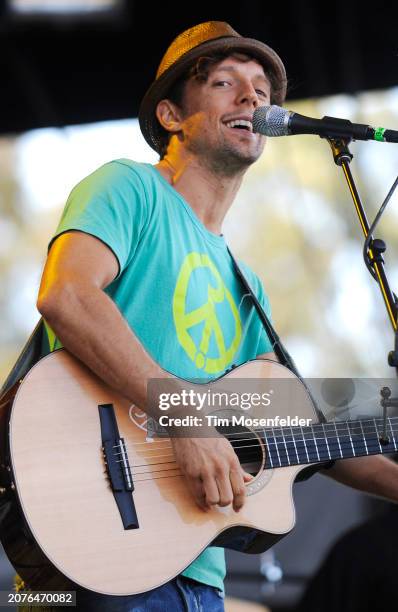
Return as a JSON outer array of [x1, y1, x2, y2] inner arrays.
[[327, 138, 398, 443]]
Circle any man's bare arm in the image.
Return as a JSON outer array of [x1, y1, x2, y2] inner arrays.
[[37, 231, 169, 411], [37, 231, 249, 512], [321, 455, 398, 503]]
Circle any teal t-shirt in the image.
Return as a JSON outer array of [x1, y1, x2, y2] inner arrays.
[[43, 159, 273, 591]]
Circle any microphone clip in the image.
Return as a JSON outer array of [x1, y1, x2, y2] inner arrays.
[[326, 138, 353, 166]]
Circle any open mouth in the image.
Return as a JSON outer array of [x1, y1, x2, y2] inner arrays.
[[224, 119, 253, 133]]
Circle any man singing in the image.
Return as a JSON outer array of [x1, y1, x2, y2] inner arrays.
[[33, 21, 398, 612]]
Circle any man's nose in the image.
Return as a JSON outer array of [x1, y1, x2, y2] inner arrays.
[[237, 83, 259, 107]]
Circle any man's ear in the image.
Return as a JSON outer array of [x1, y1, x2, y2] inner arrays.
[[156, 99, 183, 135]]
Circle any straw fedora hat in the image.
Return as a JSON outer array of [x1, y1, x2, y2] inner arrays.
[[138, 21, 287, 153]]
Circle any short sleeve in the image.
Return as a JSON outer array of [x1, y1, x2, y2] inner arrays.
[[48, 160, 149, 279]]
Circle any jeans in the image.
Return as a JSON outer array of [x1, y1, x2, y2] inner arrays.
[[18, 576, 225, 612]]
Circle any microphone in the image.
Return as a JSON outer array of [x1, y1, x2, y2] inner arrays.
[[252, 105, 398, 143]]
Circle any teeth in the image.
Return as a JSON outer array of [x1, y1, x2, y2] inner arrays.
[[225, 119, 253, 131]]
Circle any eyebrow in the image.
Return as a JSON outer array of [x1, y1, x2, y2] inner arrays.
[[212, 65, 269, 85]]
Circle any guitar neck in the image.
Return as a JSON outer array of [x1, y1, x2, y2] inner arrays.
[[263, 416, 398, 469]]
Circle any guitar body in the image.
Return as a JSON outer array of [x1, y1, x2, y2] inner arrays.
[[0, 351, 319, 595]]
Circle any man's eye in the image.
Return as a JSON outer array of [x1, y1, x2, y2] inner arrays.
[[214, 81, 230, 87], [256, 90, 267, 97]]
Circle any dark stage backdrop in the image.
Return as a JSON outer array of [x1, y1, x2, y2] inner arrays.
[[0, 1, 397, 134]]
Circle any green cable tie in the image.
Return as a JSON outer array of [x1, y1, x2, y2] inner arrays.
[[374, 127, 386, 142]]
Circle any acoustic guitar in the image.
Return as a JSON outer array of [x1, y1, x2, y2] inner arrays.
[[0, 350, 396, 595]]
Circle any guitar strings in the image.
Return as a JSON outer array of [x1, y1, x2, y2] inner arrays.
[[133, 472, 183, 483], [126, 432, 395, 483], [112, 433, 398, 481], [117, 432, 398, 471], [120, 417, 398, 448], [104, 418, 398, 482], [120, 416, 398, 448], [119, 416, 398, 447], [126, 435, 389, 473], [129, 445, 389, 483], [115, 418, 398, 467]]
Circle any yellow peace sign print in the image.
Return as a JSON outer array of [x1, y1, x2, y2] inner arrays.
[[173, 252, 242, 374]]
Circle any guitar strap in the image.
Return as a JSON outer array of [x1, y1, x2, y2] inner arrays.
[[227, 246, 330, 429], [227, 246, 301, 378], [0, 319, 44, 399]]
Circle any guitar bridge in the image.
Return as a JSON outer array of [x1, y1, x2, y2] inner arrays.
[[99, 403, 139, 530], [102, 438, 133, 492]]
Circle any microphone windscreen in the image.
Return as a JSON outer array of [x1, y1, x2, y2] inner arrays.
[[253, 105, 290, 137]]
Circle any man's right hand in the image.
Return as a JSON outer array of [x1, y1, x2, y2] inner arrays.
[[171, 434, 252, 513]]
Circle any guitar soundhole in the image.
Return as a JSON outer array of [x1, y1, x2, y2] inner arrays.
[[216, 424, 265, 477]]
